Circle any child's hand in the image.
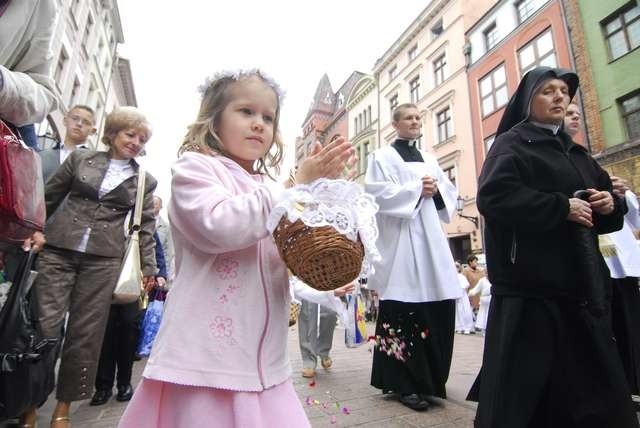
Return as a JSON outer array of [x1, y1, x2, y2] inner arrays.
[[296, 136, 356, 184], [143, 275, 156, 292], [333, 281, 356, 297]]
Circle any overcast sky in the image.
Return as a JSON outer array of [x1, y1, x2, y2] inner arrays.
[[117, 1, 426, 205]]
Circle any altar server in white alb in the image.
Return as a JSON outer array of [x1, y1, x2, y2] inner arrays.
[[565, 104, 640, 400], [454, 262, 475, 335], [468, 277, 491, 333], [364, 103, 461, 411], [605, 181, 640, 400]]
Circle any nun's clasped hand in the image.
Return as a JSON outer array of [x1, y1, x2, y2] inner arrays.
[[586, 189, 615, 215], [567, 198, 593, 228]]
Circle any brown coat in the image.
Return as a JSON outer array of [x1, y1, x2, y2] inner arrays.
[[43, 150, 157, 275]]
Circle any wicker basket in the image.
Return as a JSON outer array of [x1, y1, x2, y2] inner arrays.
[[289, 302, 301, 327], [273, 217, 364, 292]]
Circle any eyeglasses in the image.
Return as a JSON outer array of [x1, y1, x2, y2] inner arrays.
[[68, 115, 94, 127]]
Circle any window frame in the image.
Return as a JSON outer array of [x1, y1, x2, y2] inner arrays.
[[433, 54, 447, 87], [484, 22, 499, 51], [442, 164, 457, 187], [409, 76, 421, 103], [515, 0, 536, 24], [517, 28, 557, 75], [436, 106, 453, 144], [389, 94, 399, 115], [408, 45, 418, 61], [479, 64, 508, 117], [388, 65, 397, 81], [620, 90, 640, 140], [431, 18, 444, 40], [602, 2, 640, 61]]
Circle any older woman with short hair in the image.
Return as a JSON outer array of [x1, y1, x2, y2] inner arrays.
[[20, 107, 158, 427]]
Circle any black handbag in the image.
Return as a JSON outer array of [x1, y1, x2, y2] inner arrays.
[[0, 250, 59, 421]]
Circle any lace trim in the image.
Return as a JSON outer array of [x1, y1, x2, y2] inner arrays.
[[267, 179, 380, 276]]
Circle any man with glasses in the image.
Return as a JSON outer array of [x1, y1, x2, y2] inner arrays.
[[39, 105, 96, 183]]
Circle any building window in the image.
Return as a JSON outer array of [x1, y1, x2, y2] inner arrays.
[[367, 105, 372, 127], [479, 64, 508, 116], [431, 18, 444, 40], [603, 2, 640, 60], [71, 0, 82, 27], [620, 91, 640, 140], [443, 165, 456, 187], [389, 94, 399, 115], [515, 0, 537, 23], [83, 13, 94, 50], [54, 49, 69, 84], [408, 45, 418, 61], [484, 134, 496, 153], [363, 141, 371, 172], [518, 29, 557, 75], [69, 77, 81, 107], [388, 65, 397, 81], [433, 54, 446, 86], [436, 107, 453, 143], [410, 76, 420, 103], [484, 22, 499, 51]]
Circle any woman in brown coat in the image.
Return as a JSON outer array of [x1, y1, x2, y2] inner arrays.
[[20, 107, 157, 427]]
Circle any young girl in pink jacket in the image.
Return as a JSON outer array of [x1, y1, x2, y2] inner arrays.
[[118, 70, 354, 428]]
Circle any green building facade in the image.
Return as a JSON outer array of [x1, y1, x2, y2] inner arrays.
[[578, 0, 640, 188]]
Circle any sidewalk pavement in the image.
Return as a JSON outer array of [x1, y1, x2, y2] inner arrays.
[[31, 324, 484, 427]]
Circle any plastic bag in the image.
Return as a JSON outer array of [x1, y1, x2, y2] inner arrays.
[[345, 283, 367, 348], [136, 298, 164, 357]]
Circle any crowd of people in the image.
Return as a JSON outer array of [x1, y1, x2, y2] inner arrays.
[[1, 3, 639, 425]]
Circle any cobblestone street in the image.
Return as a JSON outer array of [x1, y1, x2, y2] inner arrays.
[[29, 324, 484, 427]]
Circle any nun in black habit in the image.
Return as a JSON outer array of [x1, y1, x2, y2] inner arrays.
[[468, 66, 638, 428]]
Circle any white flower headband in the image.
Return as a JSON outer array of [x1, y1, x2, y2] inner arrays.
[[198, 69, 286, 103]]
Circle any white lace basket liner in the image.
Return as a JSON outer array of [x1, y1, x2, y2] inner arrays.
[[267, 179, 381, 279]]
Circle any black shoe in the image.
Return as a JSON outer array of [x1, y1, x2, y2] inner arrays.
[[133, 353, 142, 361], [399, 393, 430, 411], [116, 384, 134, 402], [90, 389, 112, 406]]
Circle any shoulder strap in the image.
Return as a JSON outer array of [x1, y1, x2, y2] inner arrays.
[[131, 165, 146, 231]]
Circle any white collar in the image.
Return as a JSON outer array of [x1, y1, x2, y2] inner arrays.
[[530, 121, 561, 135], [61, 142, 88, 150]]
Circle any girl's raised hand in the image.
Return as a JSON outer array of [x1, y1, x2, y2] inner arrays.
[[295, 136, 356, 185], [333, 281, 356, 297]]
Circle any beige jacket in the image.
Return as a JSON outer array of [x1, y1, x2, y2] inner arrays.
[[0, 0, 59, 126], [44, 150, 158, 275]]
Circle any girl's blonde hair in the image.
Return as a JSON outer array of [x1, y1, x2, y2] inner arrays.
[[179, 70, 284, 177], [102, 106, 152, 146]]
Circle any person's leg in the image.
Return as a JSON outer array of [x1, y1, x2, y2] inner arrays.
[[297, 300, 319, 376], [55, 254, 121, 405], [29, 248, 78, 426], [91, 305, 119, 405], [115, 301, 140, 401], [317, 305, 337, 369]]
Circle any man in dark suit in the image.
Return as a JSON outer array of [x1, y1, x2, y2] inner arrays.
[[39, 105, 96, 183]]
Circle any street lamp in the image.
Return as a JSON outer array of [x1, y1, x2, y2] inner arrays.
[[456, 196, 479, 227]]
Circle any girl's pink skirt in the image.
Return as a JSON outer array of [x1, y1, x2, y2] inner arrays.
[[118, 378, 311, 428]]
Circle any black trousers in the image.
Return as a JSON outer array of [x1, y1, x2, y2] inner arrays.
[[95, 302, 141, 391]]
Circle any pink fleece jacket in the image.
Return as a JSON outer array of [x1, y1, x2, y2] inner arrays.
[[143, 152, 290, 391]]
